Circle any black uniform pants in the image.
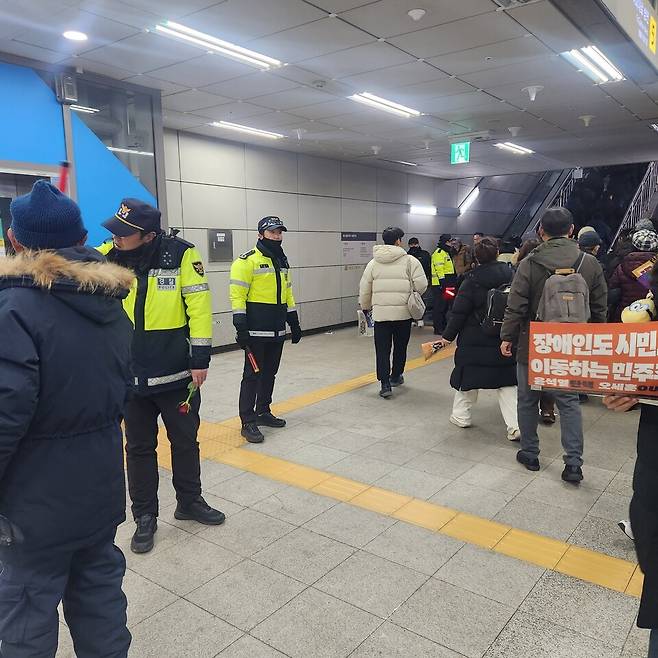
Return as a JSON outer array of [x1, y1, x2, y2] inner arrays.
[[0, 531, 130, 658], [239, 341, 285, 424], [124, 388, 202, 519], [432, 285, 448, 333], [374, 319, 412, 384]]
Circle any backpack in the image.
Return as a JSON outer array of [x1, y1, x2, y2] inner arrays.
[[480, 284, 511, 337], [536, 253, 591, 323]]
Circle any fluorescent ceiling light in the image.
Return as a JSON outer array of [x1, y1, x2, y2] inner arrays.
[[155, 21, 281, 69], [63, 30, 88, 41], [70, 104, 99, 114], [409, 205, 437, 216], [459, 187, 479, 213], [495, 142, 534, 155], [561, 45, 624, 84], [650, 123, 658, 133], [210, 121, 283, 139], [381, 158, 417, 167], [108, 146, 154, 156], [350, 92, 420, 118]]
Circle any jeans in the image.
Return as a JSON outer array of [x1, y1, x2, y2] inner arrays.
[[374, 319, 412, 383], [452, 387, 519, 437], [124, 389, 202, 519], [516, 363, 584, 467], [650, 629, 658, 658]]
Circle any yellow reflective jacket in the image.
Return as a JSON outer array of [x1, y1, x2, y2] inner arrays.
[[431, 247, 455, 286], [97, 233, 212, 392], [229, 244, 297, 341]]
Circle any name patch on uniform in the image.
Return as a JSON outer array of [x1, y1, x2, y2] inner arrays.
[[157, 276, 177, 291], [192, 261, 205, 276], [259, 264, 270, 268]]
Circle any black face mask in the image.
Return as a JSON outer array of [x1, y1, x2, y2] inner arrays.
[[260, 237, 284, 253], [113, 237, 158, 272]]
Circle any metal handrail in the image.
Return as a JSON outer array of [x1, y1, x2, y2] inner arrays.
[[610, 161, 658, 246], [531, 168, 577, 232]]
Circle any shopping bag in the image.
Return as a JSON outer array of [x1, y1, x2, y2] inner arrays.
[[357, 309, 374, 337]]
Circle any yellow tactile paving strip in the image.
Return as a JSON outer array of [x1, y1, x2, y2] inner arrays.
[[155, 345, 644, 599]]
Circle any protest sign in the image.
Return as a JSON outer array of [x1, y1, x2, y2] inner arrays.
[[528, 321, 658, 396]]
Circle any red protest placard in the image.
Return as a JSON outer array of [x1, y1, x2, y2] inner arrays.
[[528, 321, 658, 396]]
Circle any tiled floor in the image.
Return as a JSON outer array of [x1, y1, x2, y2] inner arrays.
[[55, 327, 648, 657]]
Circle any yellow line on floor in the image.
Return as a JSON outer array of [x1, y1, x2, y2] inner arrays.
[[155, 343, 643, 599]]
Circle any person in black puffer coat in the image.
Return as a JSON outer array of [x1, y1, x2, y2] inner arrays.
[[436, 237, 519, 441], [0, 181, 133, 657]]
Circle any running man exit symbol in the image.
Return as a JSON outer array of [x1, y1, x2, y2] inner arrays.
[[451, 141, 470, 165]]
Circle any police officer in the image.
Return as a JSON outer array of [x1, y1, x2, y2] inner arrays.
[[431, 233, 456, 335], [99, 199, 224, 554], [230, 216, 301, 443]]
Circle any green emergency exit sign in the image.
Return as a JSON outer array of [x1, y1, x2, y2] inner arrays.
[[450, 141, 470, 165]]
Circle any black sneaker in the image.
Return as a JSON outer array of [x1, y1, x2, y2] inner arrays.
[[241, 423, 265, 443], [131, 514, 157, 554], [379, 384, 392, 399], [516, 450, 540, 472], [561, 465, 583, 484], [390, 375, 404, 387], [257, 412, 286, 428], [174, 496, 226, 525]]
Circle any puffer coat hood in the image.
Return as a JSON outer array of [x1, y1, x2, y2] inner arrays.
[[373, 244, 408, 264]]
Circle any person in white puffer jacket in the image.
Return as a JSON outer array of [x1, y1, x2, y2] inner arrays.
[[359, 227, 428, 398]]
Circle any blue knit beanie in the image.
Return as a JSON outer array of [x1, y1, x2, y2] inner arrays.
[[10, 180, 87, 249]]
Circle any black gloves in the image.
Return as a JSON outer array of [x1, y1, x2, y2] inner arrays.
[[290, 324, 302, 344], [235, 328, 250, 348]]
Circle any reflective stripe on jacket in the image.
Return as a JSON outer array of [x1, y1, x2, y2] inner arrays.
[[230, 246, 296, 341], [97, 235, 212, 391], [431, 248, 455, 286]]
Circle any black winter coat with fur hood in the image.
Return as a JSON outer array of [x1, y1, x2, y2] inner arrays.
[[0, 247, 133, 551]]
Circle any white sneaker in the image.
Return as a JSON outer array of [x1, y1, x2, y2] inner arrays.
[[417, 320, 424, 327], [618, 520, 634, 541], [507, 429, 521, 442], [449, 416, 471, 429]]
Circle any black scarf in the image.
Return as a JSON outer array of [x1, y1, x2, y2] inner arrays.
[[258, 238, 289, 269], [110, 234, 161, 274]]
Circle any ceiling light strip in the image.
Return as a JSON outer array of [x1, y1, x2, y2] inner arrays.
[[495, 142, 534, 155], [568, 49, 609, 83], [349, 93, 420, 118], [360, 92, 420, 117], [211, 121, 283, 139], [70, 104, 100, 114], [409, 205, 437, 215], [581, 46, 623, 81], [108, 146, 154, 156], [155, 22, 280, 69]]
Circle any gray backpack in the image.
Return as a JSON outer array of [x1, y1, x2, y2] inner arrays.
[[536, 253, 591, 323]]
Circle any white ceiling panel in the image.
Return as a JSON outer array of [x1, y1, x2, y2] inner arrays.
[[75, 0, 160, 30], [247, 17, 373, 62], [147, 53, 256, 87], [58, 55, 136, 79], [507, 0, 589, 54], [299, 42, 413, 80], [389, 11, 527, 59], [392, 77, 474, 104], [342, 61, 447, 92], [428, 35, 552, 77], [201, 72, 299, 100], [239, 111, 309, 128], [253, 86, 335, 110], [81, 31, 201, 74], [194, 101, 272, 121], [0, 39, 69, 64], [122, 73, 188, 94], [162, 89, 232, 112], [119, 0, 227, 20], [286, 99, 359, 119], [0, 0, 74, 39], [180, 0, 326, 43], [312, 0, 377, 12], [162, 110, 208, 130], [602, 81, 658, 120], [419, 91, 508, 115], [340, 0, 495, 38]]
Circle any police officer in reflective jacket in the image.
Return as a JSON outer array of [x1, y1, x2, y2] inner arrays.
[[99, 199, 224, 554], [230, 216, 302, 443]]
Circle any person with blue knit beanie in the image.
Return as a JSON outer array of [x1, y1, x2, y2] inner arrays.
[[9, 180, 87, 249]]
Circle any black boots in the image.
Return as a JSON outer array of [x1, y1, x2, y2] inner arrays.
[[241, 423, 265, 443], [174, 496, 226, 525], [131, 514, 157, 554], [257, 412, 286, 428]]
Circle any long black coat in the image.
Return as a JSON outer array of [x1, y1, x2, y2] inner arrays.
[[442, 261, 517, 391], [0, 247, 133, 552], [631, 404, 658, 628]]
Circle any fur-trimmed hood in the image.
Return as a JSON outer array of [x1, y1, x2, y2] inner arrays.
[[0, 247, 134, 294], [0, 247, 134, 325]]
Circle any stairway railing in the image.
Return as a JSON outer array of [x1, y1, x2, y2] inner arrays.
[[610, 161, 658, 246], [530, 168, 577, 232]]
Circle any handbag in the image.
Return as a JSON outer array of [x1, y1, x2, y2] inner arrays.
[[406, 257, 426, 320]]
